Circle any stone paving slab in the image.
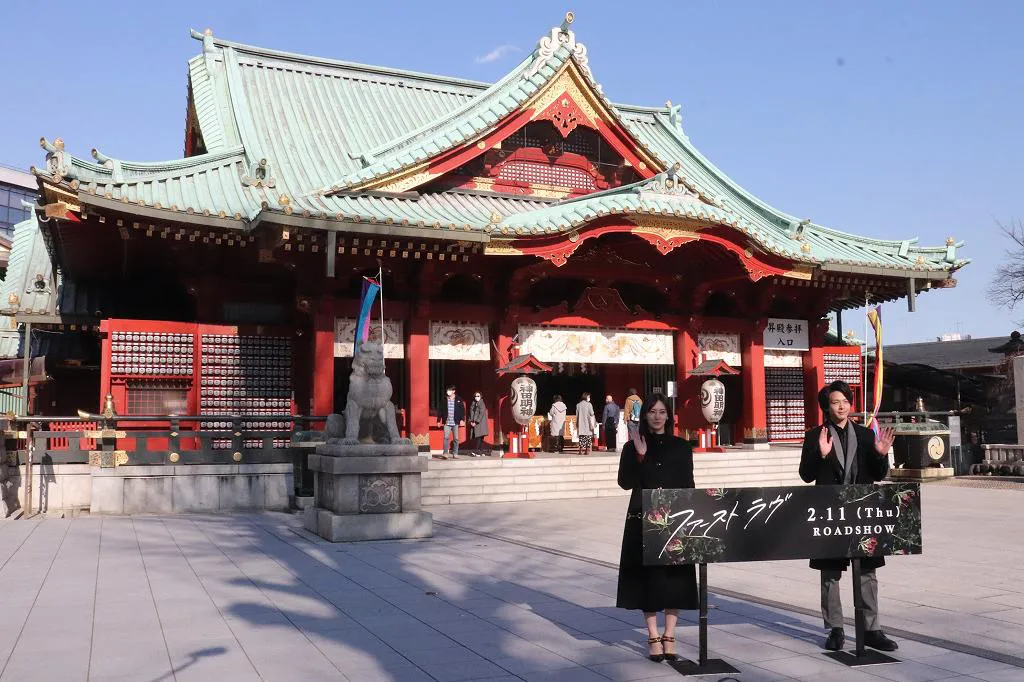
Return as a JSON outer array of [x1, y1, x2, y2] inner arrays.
[[432, 483, 1024, 668], [0, 489, 1017, 681]]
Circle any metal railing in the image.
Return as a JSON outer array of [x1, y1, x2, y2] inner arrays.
[[2, 414, 328, 498]]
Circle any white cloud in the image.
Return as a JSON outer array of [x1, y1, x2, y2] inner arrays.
[[475, 44, 520, 64]]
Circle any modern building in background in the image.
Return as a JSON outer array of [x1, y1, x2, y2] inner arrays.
[[0, 165, 36, 241]]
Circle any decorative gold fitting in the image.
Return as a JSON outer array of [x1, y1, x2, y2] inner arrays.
[[168, 452, 180, 463], [232, 452, 242, 462]]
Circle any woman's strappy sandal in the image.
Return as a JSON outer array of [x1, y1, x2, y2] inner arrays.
[[647, 635, 664, 662], [660, 634, 678, 661]]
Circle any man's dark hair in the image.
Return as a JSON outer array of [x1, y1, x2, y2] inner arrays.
[[628, 388, 638, 396], [639, 392, 673, 438], [553, 394, 562, 402], [446, 385, 456, 392], [818, 380, 854, 414]]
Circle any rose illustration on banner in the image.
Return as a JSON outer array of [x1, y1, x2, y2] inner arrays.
[[645, 506, 672, 529], [893, 489, 916, 507], [858, 536, 879, 556], [706, 488, 725, 499]]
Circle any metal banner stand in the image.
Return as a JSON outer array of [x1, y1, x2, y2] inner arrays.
[[668, 563, 739, 676], [824, 559, 900, 667]]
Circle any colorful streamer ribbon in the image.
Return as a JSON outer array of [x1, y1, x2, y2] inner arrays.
[[354, 276, 381, 355], [866, 306, 883, 434]]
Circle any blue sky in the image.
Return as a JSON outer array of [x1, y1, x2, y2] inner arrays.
[[2, 1, 1021, 345]]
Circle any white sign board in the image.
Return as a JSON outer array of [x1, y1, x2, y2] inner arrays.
[[764, 319, 809, 351]]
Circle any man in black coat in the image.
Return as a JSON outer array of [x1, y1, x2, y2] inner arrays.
[[799, 380, 897, 653]]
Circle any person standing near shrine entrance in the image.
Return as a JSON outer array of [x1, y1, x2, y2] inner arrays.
[[576, 392, 597, 456], [548, 395, 567, 452], [799, 380, 898, 653], [624, 389, 643, 441], [438, 385, 465, 459], [468, 391, 489, 457], [602, 395, 621, 452]]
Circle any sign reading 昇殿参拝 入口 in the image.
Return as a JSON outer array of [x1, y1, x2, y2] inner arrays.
[[642, 483, 921, 565], [763, 318, 809, 350]]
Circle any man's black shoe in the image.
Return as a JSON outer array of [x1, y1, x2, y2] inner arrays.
[[864, 630, 898, 651], [824, 628, 845, 651]]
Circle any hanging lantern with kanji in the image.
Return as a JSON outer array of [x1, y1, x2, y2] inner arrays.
[[509, 376, 539, 426], [700, 378, 726, 424]]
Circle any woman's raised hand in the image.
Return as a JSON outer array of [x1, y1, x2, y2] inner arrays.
[[631, 431, 647, 461]]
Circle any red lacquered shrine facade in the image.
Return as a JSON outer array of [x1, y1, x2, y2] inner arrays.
[[15, 15, 965, 451]]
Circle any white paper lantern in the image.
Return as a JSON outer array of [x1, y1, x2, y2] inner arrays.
[[509, 376, 539, 426], [700, 378, 726, 424]]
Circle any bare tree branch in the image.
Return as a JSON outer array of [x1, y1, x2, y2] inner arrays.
[[986, 219, 1024, 312]]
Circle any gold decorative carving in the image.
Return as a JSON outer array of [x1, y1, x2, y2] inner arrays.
[[168, 452, 180, 463], [88, 450, 129, 467], [630, 223, 702, 241], [780, 266, 814, 281], [528, 64, 602, 130], [232, 451, 242, 462], [410, 433, 430, 447], [376, 169, 434, 193], [484, 240, 523, 256]]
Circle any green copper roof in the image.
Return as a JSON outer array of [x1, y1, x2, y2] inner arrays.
[[33, 19, 967, 277], [0, 204, 56, 317]]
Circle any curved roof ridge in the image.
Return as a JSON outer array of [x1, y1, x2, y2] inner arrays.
[[187, 53, 231, 151], [190, 29, 493, 92], [362, 54, 537, 161], [652, 113, 799, 228], [55, 146, 247, 185]]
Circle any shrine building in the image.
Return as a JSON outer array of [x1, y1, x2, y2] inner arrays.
[[10, 14, 967, 452]]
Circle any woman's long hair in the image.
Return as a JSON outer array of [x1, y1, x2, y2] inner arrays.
[[638, 392, 673, 439]]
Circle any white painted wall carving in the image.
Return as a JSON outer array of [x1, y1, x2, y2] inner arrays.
[[519, 326, 673, 365], [428, 322, 490, 361]]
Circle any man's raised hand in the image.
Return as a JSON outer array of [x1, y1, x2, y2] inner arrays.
[[818, 425, 832, 458]]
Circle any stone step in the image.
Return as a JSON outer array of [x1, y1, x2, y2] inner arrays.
[[420, 449, 806, 504], [424, 468, 805, 491], [422, 474, 806, 505]]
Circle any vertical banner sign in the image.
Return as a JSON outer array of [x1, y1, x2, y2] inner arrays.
[[642, 483, 922, 565], [866, 307, 884, 434], [509, 377, 538, 425], [700, 379, 726, 423], [354, 276, 381, 355]]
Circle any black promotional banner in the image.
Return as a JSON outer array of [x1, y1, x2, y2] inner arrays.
[[642, 483, 922, 565]]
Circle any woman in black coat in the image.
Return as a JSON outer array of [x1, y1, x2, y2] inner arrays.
[[616, 393, 698, 662]]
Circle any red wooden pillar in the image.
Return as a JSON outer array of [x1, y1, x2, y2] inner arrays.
[[741, 320, 768, 444], [494, 315, 519, 446], [804, 319, 829, 425], [675, 327, 702, 435], [312, 299, 335, 418], [407, 307, 431, 452]]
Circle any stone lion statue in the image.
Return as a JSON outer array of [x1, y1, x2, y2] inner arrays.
[[342, 341, 408, 445]]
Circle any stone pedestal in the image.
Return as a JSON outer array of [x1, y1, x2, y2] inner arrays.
[[303, 441, 433, 542]]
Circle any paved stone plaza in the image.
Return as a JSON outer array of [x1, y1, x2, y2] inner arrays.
[[0, 483, 1021, 681]]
